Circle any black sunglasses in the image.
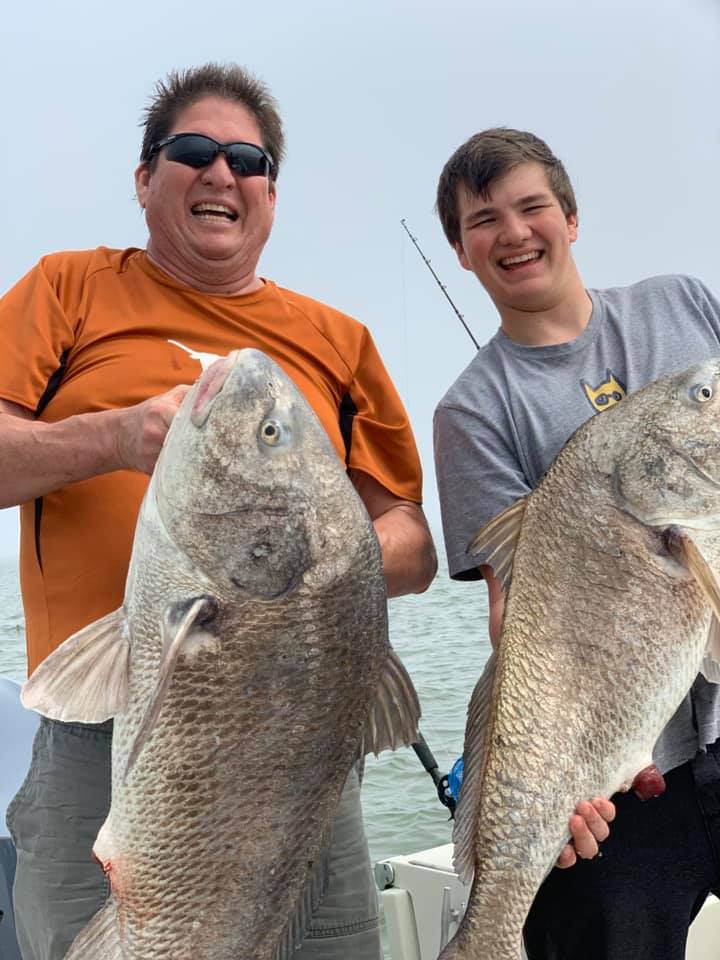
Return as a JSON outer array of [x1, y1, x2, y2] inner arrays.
[[147, 133, 274, 179]]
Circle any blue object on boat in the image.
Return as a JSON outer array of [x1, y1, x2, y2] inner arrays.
[[0, 676, 39, 960], [447, 757, 464, 802]]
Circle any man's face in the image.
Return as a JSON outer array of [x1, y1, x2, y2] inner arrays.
[[454, 162, 578, 313], [135, 95, 276, 284]]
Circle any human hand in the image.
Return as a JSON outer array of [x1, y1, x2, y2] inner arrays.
[[113, 384, 191, 474], [555, 797, 615, 868]]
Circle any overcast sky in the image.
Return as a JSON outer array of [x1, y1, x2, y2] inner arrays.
[[1, 0, 719, 561]]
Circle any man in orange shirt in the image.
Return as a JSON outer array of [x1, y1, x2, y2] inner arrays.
[[0, 63, 437, 960]]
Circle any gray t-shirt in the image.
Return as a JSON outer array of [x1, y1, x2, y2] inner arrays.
[[434, 274, 720, 773]]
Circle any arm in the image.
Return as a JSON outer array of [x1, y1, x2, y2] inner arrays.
[[0, 388, 190, 508], [349, 469, 437, 598], [479, 561, 615, 866]]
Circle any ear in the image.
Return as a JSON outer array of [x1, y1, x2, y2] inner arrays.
[[268, 179, 277, 211], [135, 162, 151, 210], [454, 241, 472, 272], [567, 212, 578, 244]]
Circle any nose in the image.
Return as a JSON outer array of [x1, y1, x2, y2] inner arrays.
[[498, 213, 532, 246], [200, 152, 235, 188]]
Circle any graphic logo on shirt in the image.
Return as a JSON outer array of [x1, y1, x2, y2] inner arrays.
[[168, 339, 225, 372], [581, 369, 627, 412]]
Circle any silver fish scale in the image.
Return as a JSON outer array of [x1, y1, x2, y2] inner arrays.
[[445, 396, 719, 959], [103, 491, 387, 958]]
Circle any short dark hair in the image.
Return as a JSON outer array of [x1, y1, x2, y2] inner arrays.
[[139, 63, 285, 180], [436, 128, 577, 246]]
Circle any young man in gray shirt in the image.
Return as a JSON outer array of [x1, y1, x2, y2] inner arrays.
[[433, 128, 720, 959]]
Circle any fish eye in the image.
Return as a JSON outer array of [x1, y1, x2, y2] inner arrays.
[[259, 419, 283, 446], [692, 384, 714, 403]]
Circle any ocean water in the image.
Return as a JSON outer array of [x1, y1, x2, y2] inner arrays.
[[0, 551, 491, 951]]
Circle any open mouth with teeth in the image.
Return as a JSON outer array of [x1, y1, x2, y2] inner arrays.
[[191, 203, 238, 222], [499, 250, 544, 271]]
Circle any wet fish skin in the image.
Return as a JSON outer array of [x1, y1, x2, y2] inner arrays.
[[23, 349, 419, 960], [441, 360, 720, 959]]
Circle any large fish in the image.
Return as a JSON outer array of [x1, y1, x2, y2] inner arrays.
[[22, 349, 420, 960], [441, 359, 720, 959]]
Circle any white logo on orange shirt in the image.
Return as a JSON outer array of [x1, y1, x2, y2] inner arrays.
[[168, 339, 225, 372]]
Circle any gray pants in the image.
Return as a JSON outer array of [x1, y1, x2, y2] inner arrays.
[[6, 717, 381, 960]]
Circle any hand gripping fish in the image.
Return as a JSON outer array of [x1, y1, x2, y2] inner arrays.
[[23, 349, 420, 960], [441, 360, 720, 959]]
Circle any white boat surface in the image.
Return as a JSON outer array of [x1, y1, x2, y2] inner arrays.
[[375, 843, 720, 960]]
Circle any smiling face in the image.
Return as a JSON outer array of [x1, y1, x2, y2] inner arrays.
[[454, 161, 580, 318], [135, 96, 276, 294]]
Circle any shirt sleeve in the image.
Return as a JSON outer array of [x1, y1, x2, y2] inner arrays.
[[0, 256, 78, 412], [434, 400, 531, 580], [343, 326, 423, 504]]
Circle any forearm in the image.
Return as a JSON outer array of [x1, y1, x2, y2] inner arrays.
[[373, 502, 437, 598], [0, 410, 127, 507]]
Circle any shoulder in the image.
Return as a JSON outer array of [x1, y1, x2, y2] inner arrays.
[[270, 283, 376, 372], [37, 246, 140, 284], [592, 273, 714, 306], [272, 284, 364, 333]]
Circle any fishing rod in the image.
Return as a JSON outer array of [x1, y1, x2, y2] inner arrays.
[[400, 218, 480, 351], [411, 733, 457, 816]]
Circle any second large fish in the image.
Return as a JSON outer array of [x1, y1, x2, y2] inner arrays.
[[441, 359, 720, 959]]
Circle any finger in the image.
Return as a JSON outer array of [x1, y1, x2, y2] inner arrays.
[[555, 842, 577, 870], [590, 797, 616, 823], [156, 387, 191, 427], [167, 383, 192, 402], [575, 800, 611, 844], [568, 812, 600, 860]]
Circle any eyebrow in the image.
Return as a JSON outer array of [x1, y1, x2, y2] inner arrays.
[[463, 192, 553, 224]]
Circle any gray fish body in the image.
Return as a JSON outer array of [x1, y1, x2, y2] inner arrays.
[[23, 349, 419, 959], [443, 360, 720, 959]]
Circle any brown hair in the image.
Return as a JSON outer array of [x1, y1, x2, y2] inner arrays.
[[436, 128, 577, 246], [139, 63, 285, 180]]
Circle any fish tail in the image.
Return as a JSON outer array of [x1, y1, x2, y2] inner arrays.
[[64, 898, 123, 960]]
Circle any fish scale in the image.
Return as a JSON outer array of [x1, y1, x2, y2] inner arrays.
[[441, 360, 720, 959], [22, 349, 420, 959]]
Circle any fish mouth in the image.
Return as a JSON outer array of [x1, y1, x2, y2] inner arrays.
[[190, 351, 242, 427]]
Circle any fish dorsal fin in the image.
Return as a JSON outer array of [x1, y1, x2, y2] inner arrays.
[[21, 608, 129, 723], [467, 499, 528, 592], [274, 846, 331, 960], [703, 616, 720, 684], [360, 648, 421, 757], [452, 651, 497, 884], [664, 528, 720, 683], [124, 595, 219, 781]]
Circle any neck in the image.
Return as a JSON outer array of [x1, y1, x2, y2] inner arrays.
[[497, 274, 592, 347], [145, 246, 264, 297]]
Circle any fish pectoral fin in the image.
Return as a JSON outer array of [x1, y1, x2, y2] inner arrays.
[[664, 528, 720, 683], [64, 897, 121, 959], [702, 616, 720, 684], [452, 650, 497, 885], [360, 648, 421, 757], [274, 845, 331, 960], [124, 595, 220, 781], [21, 608, 129, 722], [467, 498, 527, 592]]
